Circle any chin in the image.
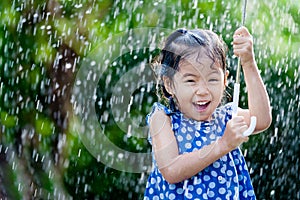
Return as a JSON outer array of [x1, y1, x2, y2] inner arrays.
[[192, 114, 210, 122]]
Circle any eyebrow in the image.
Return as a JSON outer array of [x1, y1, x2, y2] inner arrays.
[[210, 69, 221, 75], [182, 73, 198, 78], [182, 69, 220, 78]]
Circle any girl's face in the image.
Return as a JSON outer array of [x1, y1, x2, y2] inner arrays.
[[164, 53, 227, 121]]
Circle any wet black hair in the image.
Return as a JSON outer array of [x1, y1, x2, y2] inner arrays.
[[155, 28, 227, 100]]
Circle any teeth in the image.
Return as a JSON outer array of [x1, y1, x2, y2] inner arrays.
[[196, 102, 208, 105]]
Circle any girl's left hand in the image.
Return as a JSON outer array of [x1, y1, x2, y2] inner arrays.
[[233, 26, 255, 68]]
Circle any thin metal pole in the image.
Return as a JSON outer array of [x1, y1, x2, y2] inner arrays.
[[235, 0, 247, 84], [232, 0, 256, 137]]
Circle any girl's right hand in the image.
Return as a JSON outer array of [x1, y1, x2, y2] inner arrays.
[[220, 116, 249, 151]]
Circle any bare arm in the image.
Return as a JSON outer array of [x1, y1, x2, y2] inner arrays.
[[233, 26, 272, 133], [150, 110, 248, 184]]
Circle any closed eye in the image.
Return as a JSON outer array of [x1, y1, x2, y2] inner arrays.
[[208, 78, 219, 82], [186, 79, 196, 83]]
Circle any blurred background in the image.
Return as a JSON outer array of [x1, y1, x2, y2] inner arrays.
[[0, 0, 299, 199]]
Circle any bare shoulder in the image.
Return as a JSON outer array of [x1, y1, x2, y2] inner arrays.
[[149, 110, 172, 137]]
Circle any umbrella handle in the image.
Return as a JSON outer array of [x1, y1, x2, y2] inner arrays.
[[243, 116, 257, 136], [232, 83, 257, 136], [232, 83, 240, 116]]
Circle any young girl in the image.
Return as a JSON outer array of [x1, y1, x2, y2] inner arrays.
[[144, 27, 271, 199]]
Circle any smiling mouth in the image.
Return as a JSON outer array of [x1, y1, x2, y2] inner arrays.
[[194, 101, 210, 112]]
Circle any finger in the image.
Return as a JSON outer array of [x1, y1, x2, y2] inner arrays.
[[234, 26, 250, 37], [233, 44, 247, 53], [240, 124, 249, 133], [233, 36, 245, 44], [233, 36, 252, 46], [243, 136, 249, 142], [233, 47, 247, 57], [232, 115, 245, 122]]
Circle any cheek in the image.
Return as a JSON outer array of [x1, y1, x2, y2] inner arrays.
[[210, 83, 225, 96]]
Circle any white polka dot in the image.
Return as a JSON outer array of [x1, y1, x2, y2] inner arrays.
[[174, 123, 179, 129], [196, 141, 202, 147], [239, 165, 243, 171], [248, 190, 255, 196], [213, 161, 220, 168], [160, 193, 164, 199], [149, 188, 154, 194], [202, 193, 208, 199], [221, 166, 226, 173], [221, 155, 227, 162], [186, 134, 192, 140], [203, 175, 210, 181], [192, 148, 198, 152], [169, 193, 176, 200], [187, 127, 193, 132], [185, 143, 192, 149], [211, 170, 218, 177], [165, 191, 169, 197], [233, 176, 238, 183], [240, 185, 244, 192], [151, 178, 156, 184], [243, 190, 248, 197], [209, 134, 216, 140], [177, 135, 183, 142], [153, 195, 159, 200], [208, 190, 215, 198], [188, 185, 194, 191], [169, 184, 176, 190], [211, 124, 216, 130], [209, 182, 216, 189], [196, 188, 202, 195], [157, 176, 161, 183], [219, 187, 226, 194], [186, 192, 193, 199], [227, 170, 233, 176], [176, 188, 183, 194], [234, 158, 239, 165], [203, 129, 210, 134], [238, 174, 243, 181], [181, 127, 186, 133], [218, 176, 226, 184]]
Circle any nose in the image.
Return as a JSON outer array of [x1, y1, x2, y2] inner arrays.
[[195, 81, 209, 95]]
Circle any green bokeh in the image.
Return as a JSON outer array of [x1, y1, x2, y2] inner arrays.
[[0, 0, 299, 199]]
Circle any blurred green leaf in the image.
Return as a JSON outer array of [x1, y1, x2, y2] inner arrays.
[[1, 111, 18, 128]]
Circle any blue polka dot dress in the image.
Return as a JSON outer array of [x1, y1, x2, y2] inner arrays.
[[144, 102, 256, 200]]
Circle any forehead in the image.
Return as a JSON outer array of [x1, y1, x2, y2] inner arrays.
[[178, 53, 221, 75]]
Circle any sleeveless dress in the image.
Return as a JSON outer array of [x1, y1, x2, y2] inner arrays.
[[144, 102, 256, 200]]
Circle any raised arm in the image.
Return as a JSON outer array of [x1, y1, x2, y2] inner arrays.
[[233, 26, 272, 133]]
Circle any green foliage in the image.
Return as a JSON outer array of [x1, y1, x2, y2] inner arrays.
[[0, 0, 299, 199]]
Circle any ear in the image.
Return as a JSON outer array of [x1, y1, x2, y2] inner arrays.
[[162, 76, 174, 95]]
